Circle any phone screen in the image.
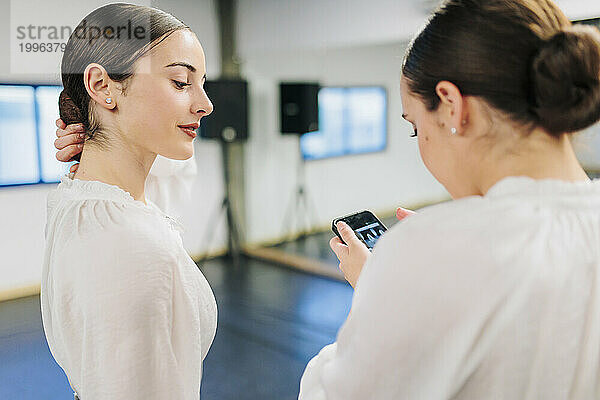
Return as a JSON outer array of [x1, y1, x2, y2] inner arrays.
[[333, 210, 387, 250]]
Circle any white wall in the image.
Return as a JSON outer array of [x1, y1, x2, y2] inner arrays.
[[573, 126, 600, 171], [556, 0, 600, 21], [0, 0, 224, 295], [236, 0, 600, 56], [241, 41, 450, 244], [236, 0, 430, 55]]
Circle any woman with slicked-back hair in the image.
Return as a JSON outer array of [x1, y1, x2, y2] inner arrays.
[[42, 3, 215, 399], [299, 0, 600, 398]]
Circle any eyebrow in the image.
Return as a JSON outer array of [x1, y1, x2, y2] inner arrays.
[[164, 62, 197, 73]]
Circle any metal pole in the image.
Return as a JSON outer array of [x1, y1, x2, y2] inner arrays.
[[216, 0, 246, 263]]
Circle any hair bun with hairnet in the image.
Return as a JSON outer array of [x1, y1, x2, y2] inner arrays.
[[59, 89, 84, 126], [530, 25, 600, 135]]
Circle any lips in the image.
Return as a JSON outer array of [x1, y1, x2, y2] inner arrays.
[[178, 122, 199, 138]]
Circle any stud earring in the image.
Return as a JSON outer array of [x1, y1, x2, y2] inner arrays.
[[105, 98, 112, 104], [451, 127, 457, 135]]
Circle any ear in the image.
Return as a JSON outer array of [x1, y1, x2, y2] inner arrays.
[[83, 63, 116, 110], [435, 80, 466, 134]]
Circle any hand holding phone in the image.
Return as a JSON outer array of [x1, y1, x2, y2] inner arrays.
[[329, 221, 371, 288], [330, 210, 388, 287], [332, 210, 387, 251]]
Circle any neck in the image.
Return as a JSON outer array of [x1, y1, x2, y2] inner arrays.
[[476, 131, 590, 197], [72, 137, 156, 205]]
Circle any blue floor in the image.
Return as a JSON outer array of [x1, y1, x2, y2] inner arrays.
[[0, 256, 353, 399]]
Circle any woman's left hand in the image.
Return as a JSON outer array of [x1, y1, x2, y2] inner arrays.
[[330, 221, 371, 288], [55, 118, 84, 174]]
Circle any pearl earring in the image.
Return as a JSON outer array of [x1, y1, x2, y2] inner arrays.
[[105, 98, 112, 104], [451, 127, 457, 134]]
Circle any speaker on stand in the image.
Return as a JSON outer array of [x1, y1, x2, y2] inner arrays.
[[279, 82, 321, 242], [197, 79, 248, 268]]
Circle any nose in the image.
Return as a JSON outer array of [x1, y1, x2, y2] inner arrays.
[[192, 87, 214, 117]]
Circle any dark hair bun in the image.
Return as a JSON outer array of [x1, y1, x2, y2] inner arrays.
[[58, 90, 84, 126], [531, 25, 600, 135]]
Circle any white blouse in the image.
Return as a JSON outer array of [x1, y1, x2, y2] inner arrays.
[[299, 175, 600, 400], [41, 173, 217, 400], [146, 154, 198, 224]]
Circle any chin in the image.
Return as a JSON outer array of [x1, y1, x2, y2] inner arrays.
[[161, 144, 195, 161]]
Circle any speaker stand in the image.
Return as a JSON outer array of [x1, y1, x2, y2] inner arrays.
[[198, 141, 243, 269], [281, 154, 320, 243]]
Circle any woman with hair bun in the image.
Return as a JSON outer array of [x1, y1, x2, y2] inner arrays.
[[42, 3, 215, 399], [300, 0, 600, 398]]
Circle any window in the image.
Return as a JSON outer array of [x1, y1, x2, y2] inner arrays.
[[300, 86, 387, 160], [0, 84, 72, 187]]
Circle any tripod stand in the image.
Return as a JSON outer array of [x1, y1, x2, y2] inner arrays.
[[281, 154, 320, 242], [198, 141, 243, 268]]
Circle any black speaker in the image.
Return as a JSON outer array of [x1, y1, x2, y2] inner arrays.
[[200, 80, 248, 142], [280, 83, 320, 134]]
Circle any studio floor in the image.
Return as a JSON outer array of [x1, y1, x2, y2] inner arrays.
[[0, 253, 353, 400]]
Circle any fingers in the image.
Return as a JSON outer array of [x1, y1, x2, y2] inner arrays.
[[55, 122, 85, 163], [56, 143, 83, 162], [69, 163, 79, 173], [54, 131, 85, 150], [329, 236, 348, 260], [396, 207, 416, 221], [336, 221, 363, 247], [56, 123, 84, 138]]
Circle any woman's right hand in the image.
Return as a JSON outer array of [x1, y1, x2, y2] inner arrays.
[[55, 118, 84, 174]]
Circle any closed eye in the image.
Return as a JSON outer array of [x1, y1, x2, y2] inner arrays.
[[172, 80, 191, 89]]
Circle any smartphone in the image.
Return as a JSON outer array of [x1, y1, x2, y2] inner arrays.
[[332, 210, 387, 250]]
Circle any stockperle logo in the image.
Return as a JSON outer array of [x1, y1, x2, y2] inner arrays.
[[10, 0, 151, 75]]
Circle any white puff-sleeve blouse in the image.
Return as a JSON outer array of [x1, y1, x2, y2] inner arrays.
[[145, 154, 198, 223], [41, 173, 217, 400], [299, 175, 600, 400]]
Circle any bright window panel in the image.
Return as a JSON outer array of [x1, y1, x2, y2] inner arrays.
[[300, 86, 387, 160], [0, 85, 39, 185], [346, 87, 387, 154], [300, 88, 346, 160], [37, 86, 72, 182]]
